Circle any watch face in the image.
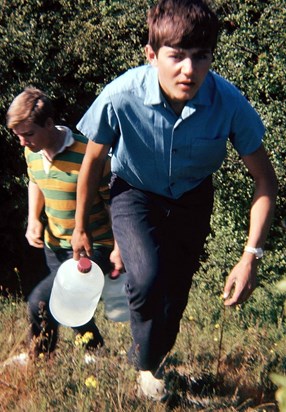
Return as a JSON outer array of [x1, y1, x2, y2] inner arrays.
[[256, 248, 264, 259]]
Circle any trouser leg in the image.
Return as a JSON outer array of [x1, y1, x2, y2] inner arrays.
[[28, 246, 111, 354], [110, 176, 213, 373], [28, 271, 59, 354]]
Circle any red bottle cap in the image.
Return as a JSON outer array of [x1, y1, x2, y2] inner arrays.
[[77, 257, 92, 273]]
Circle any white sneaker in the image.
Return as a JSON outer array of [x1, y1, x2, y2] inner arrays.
[[137, 370, 168, 401]]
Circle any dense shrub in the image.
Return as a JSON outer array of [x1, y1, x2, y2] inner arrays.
[[0, 0, 151, 294], [205, 0, 286, 287]]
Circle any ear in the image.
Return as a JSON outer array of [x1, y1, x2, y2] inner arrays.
[[145, 44, 157, 66], [45, 117, 54, 130]]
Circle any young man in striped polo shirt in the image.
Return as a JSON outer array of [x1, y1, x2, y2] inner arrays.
[[6, 87, 122, 358]]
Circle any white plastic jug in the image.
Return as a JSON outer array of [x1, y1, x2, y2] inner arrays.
[[101, 271, 130, 322], [49, 257, 104, 327]]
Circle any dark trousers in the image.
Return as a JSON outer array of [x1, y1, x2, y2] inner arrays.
[[28, 245, 112, 354], [110, 175, 214, 373]]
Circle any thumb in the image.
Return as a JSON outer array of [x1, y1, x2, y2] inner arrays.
[[223, 277, 235, 301], [223, 290, 230, 299]]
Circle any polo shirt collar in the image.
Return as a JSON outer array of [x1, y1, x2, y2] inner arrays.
[[55, 126, 75, 154]]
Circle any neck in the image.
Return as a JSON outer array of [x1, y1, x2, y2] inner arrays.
[[160, 88, 185, 115], [170, 101, 185, 116], [42, 127, 66, 161]]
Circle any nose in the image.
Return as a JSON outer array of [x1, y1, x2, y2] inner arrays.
[[18, 136, 29, 146], [181, 57, 194, 75]]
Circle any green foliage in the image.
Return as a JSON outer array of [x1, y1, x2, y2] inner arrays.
[[0, 0, 151, 289], [198, 0, 286, 321], [212, 0, 286, 233], [0, 1, 285, 408], [0, 0, 285, 312]]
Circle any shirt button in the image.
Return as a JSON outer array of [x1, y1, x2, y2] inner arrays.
[[172, 149, 177, 154]]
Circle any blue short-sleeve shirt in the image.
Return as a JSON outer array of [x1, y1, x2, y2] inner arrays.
[[77, 65, 264, 199]]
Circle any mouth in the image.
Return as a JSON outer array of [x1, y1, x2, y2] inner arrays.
[[178, 81, 195, 91]]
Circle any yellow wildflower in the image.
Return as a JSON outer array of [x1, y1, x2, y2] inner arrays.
[[81, 332, 94, 344], [74, 332, 94, 347], [85, 375, 98, 389], [75, 334, 82, 347]]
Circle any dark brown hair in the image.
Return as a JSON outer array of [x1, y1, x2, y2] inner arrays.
[[147, 0, 219, 53]]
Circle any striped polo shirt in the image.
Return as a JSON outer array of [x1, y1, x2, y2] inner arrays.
[[25, 127, 113, 251]]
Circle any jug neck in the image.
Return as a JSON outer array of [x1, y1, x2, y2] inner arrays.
[[77, 257, 92, 273]]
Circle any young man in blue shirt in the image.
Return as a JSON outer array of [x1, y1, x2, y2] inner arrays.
[[72, 0, 277, 400]]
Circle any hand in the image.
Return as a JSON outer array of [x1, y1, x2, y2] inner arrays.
[[109, 246, 124, 273], [71, 228, 93, 260], [25, 220, 44, 248], [223, 255, 258, 306]]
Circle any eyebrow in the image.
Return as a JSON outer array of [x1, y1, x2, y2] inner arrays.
[[13, 128, 33, 136], [176, 47, 212, 53]]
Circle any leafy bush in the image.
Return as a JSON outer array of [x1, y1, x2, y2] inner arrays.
[[0, 0, 151, 293], [0, 1, 285, 408], [0, 0, 285, 303]]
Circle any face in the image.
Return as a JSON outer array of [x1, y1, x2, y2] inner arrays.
[[13, 119, 51, 152], [146, 45, 212, 114]]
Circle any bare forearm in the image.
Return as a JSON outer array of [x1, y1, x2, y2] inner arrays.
[[28, 181, 45, 222], [75, 157, 105, 231], [72, 141, 111, 259], [246, 180, 277, 248], [224, 144, 277, 306], [26, 181, 45, 247]]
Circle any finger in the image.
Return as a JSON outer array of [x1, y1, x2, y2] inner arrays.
[[31, 241, 44, 249], [73, 250, 81, 261], [34, 242, 44, 248], [223, 280, 235, 301], [224, 289, 252, 306], [26, 236, 44, 248], [34, 237, 44, 246], [110, 269, 121, 279], [72, 245, 83, 261], [85, 245, 92, 258]]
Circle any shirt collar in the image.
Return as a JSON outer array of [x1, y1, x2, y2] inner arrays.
[[144, 66, 162, 106], [144, 66, 213, 108], [40, 126, 74, 163], [55, 126, 74, 154]]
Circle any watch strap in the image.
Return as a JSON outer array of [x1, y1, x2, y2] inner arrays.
[[244, 246, 264, 259]]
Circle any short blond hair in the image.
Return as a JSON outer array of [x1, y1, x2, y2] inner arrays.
[[6, 87, 54, 129]]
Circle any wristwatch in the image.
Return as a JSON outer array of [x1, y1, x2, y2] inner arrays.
[[244, 246, 264, 259]]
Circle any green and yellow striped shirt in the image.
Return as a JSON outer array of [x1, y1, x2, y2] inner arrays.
[[25, 132, 113, 251]]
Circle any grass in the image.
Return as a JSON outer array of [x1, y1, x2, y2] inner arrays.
[[0, 277, 286, 411]]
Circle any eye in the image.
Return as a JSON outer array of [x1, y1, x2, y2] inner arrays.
[[194, 52, 212, 62], [170, 52, 184, 61]]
